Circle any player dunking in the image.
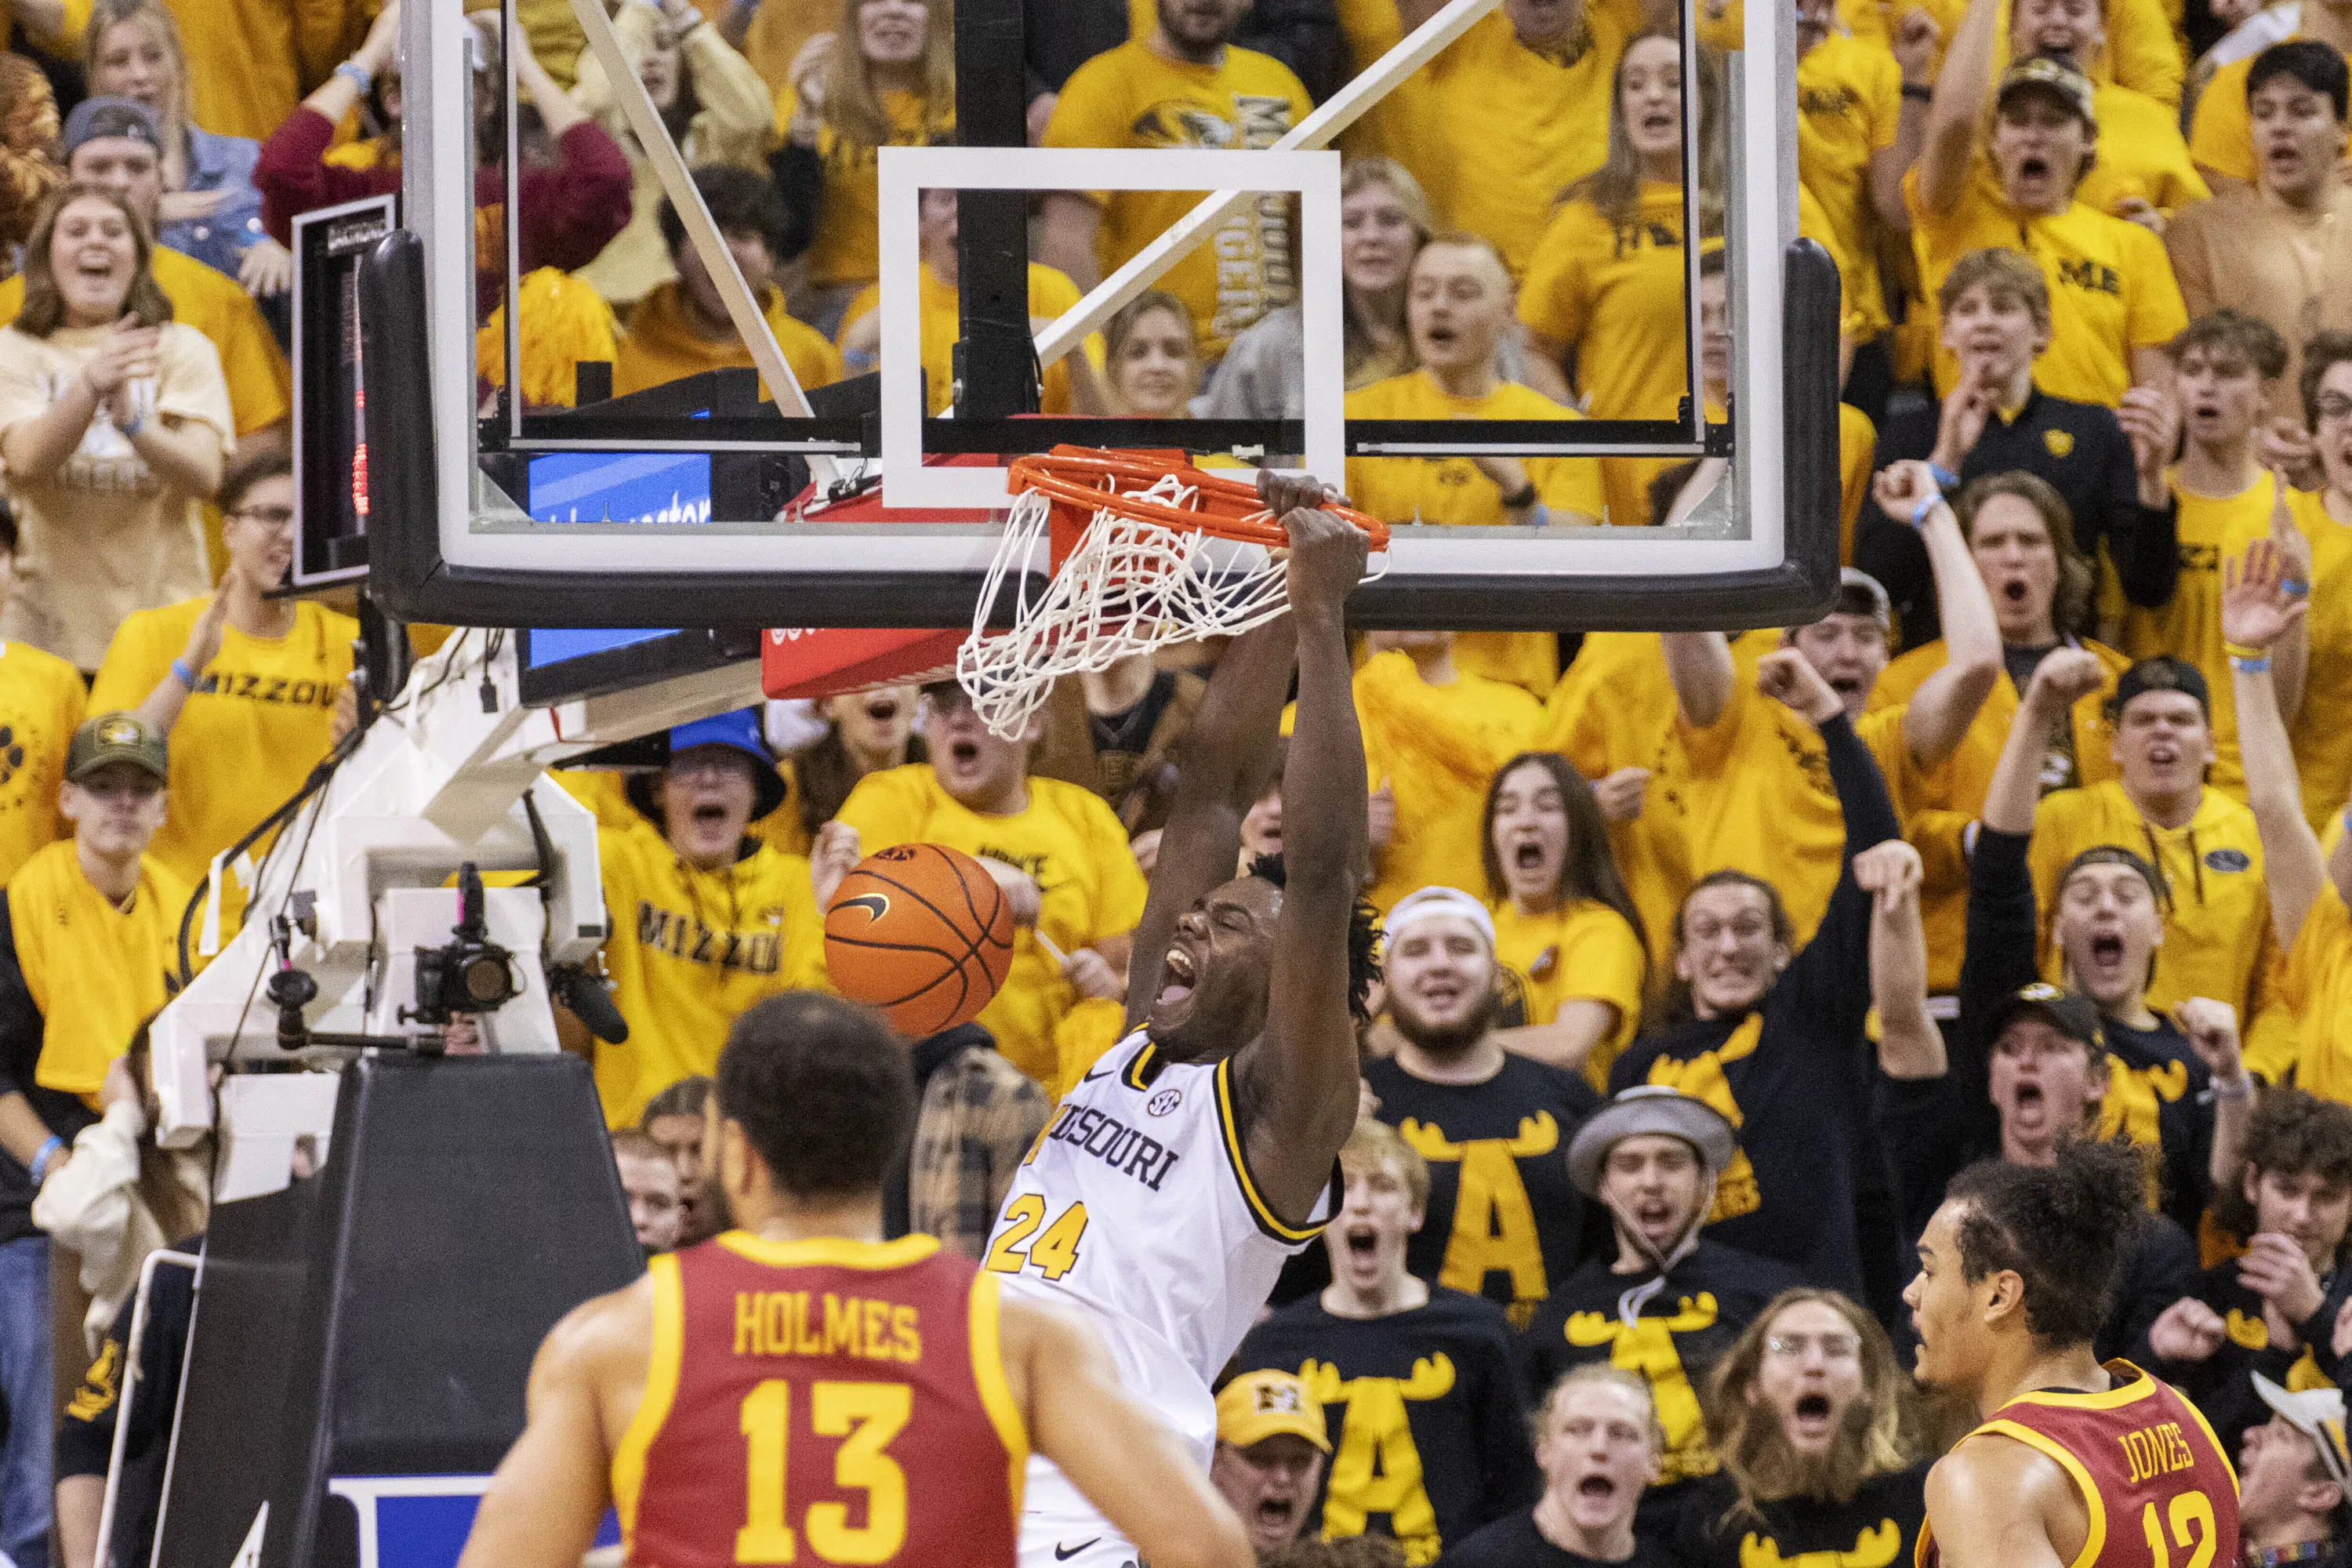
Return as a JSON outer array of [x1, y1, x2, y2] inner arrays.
[[455, 992, 1254, 1568], [987, 475, 1376, 1568], [1907, 1140, 2241, 1567]]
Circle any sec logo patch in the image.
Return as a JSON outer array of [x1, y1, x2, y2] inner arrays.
[[1146, 1087, 1182, 1117]]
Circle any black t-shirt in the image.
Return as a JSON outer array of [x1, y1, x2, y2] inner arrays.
[[0, 888, 96, 1243], [56, 1232, 200, 1568], [1608, 715, 1902, 1298], [1666, 1465, 1929, 1568], [1239, 1288, 1538, 1564], [2155, 1257, 2352, 1457], [1364, 1053, 1602, 1328], [1443, 1509, 1673, 1568], [1519, 1240, 1806, 1490], [2101, 1014, 2216, 1233]]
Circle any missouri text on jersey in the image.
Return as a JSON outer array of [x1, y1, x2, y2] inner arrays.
[[1037, 1101, 1181, 1192]]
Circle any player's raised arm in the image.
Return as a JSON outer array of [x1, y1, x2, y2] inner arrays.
[[1008, 1295, 1255, 1568], [1122, 614, 1298, 1030], [1234, 498, 1371, 1225], [455, 1280, 649, 1568]]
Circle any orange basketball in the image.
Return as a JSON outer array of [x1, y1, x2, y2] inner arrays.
[[824, 844, 1017, 1038]]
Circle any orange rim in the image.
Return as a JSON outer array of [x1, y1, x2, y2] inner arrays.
[[1007, 448, 1390, 550]]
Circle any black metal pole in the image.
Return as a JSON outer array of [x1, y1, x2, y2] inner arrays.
[[953, 0, 1040, 418]]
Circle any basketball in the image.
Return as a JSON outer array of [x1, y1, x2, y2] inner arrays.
[[824, 844, 1018, 1038]]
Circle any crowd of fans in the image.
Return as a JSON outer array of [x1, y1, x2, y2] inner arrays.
[[0, 0, 2338, 1561]]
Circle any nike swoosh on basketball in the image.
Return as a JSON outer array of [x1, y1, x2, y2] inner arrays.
[[1054, 1541, 1100, 1560]]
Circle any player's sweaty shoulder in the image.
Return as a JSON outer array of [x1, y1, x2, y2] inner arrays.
[[1926, 1429, 2082, 1568], [535, 1271, 660, 1446]]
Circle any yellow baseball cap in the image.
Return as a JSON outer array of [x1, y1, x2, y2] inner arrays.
[[1215, 1370, 1330, 1453]]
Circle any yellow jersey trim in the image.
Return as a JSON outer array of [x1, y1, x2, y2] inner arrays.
[[1974, 1419, 2109, 1568], [967, 1272, 1030, 1520], [1212, 1056, 1327, 1244], [715, 1232, 942, 1270], [2000, 1365, 2165, 1414], [610, 1254, 684, 1543], [1122, 1040, 1158, 1091]]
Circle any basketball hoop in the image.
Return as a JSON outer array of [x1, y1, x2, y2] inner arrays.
[[957, 446, 1389, 739]]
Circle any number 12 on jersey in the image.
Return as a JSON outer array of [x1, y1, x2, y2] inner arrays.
[[985, 1196, 1090, 1281], [736, 1378, 912, 1565], [2140, 1493, 2218, 1568]]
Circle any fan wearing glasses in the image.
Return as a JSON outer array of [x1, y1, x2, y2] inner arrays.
[[88, 448, 356, 914], [1668, 1288, 1931, 1568]]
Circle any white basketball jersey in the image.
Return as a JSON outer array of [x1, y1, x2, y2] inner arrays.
[[989, 1029, 1333, 1532]]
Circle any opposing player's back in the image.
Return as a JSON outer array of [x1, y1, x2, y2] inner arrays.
[[622, 1232, 1022, 1568], [1918, 1362, 2238, 1568]]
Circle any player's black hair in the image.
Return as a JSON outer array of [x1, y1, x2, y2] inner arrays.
[[1945, 1138, 2143, 1346], [717, 993, 915, 1200], [1247, 851, 1381, 1027], [658, 165, 808, 266], [2248, 38, 2349, 123]]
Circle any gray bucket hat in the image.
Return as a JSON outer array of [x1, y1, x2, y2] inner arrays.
[[1566, 1085, 1740, 1198]]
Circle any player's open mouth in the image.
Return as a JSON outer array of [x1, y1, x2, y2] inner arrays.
[[1828, 675, 1861, 698], [2089, 932, 2124, 967], [1159, 946, 1197, 1005], [1345, 1225, 1378, 1256], [1577, 1474, 1617, 1501], [866, 699, 898, 723], [2018, 155, 2050, 181], [1257, 1499, 1297, 1530], [1790, 1393, 1835, 1437], [2013, 1079, 2044, 1108], [1513, 841, 1547, 872], [1424, 325, 1457, 349], [950, 739, 980, 765], [2002, 579, 2028, 603], [691, 802, 727, 826]]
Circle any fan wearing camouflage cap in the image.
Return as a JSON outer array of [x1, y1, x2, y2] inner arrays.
[[1519, 1087, 1802, 1526], [0, 710, 184, 1568]]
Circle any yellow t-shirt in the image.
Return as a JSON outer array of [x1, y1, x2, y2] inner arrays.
[[1838, 402, 1877, 565], [613, 281, 844, 399], [2286, 488, 2352, 831], [1332, 652, 1542, 913], [1904, 166, 2189, 405], [2028, 778, 2296, 1081], [2078, 82, 2212, 219], [781, 86, 953, 291], [0, 248, 291, 442], [836, 263, 1103, 415], [1390, 9, 1630, 276], [1797, 33, 1903, 339], [164, 0, 368, 142], [1342, 370, 1604, 695], [1868, 637, 2129, 991], [1667, 630, 1919, 947], [1041, 39, 1313, 359], [834, 765, 1149, 1087], [9, 839, 189, 1099], [89, 598, 358, 894], [0, 640, 82, 887], [2100, 467, 2274, 800], [1519, 182, 1704, 525], [2286, 866, 2352, 1102], [593, 822, 829, 1126], [1491, 896, 1647, 1091], [1532, 633, 1690, 971], [0, 321, 236, 672]]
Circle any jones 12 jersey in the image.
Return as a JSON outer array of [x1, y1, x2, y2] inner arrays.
[[985, 1031, 1334, 1506]]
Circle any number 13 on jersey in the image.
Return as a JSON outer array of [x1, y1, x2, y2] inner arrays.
[[736, 1378, 912, 1565], [985, 1196, 1090, 1281]]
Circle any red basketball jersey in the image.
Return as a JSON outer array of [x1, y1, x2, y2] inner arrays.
[[615, 1232, 1027, 1568], [1916, 1359, 2238, 1568]]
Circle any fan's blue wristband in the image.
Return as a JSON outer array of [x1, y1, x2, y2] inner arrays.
[[27, 1134, 61, 1185], [2282, 578, 2310, 599], [171, 658, 198, 688], [336, 60, 373, 93], [1929, 463, 1961, 492], [1910, 493, 1942, 530]]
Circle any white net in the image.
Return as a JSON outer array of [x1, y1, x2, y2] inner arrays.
[[958, 471, 1293, 739]]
